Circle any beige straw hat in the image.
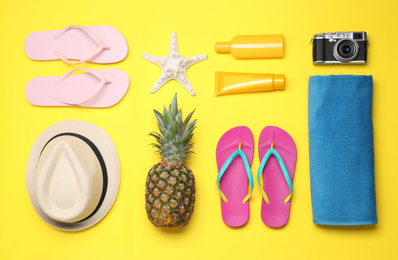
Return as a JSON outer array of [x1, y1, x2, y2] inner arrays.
[[26, 120, 120, 231]]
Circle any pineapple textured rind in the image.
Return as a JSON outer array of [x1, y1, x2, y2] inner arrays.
[[145, 162, 196, 227]]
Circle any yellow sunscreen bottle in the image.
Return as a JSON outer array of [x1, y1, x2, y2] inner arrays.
[[215, 35, 284, 59], [215, 71, 284, 96]]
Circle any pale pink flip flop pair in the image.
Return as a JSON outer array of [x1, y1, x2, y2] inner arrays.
[[216, 126, 297, 228], [24, 25, 129, 108]]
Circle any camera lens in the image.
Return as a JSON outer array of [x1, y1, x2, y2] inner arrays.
[[341, 45, 351, 54], [333, 38, 359, 62], [338, 41, 355, 58]]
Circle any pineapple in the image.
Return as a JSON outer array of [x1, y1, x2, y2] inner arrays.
[[145, 94, 196, 227]]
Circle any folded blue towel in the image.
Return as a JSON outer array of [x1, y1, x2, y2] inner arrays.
[[308, 75, 377, 226]]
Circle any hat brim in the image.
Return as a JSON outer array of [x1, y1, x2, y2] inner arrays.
[[26, 120, 120, 231]]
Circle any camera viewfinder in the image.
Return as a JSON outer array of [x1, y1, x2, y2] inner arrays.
[[354, 33, 362, 39]]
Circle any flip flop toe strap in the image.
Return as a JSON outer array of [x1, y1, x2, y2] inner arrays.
[[54, 25, 110, 65], [56, 68, 111, 106], [257, 143, 293, 204], [217, 143, 253, 203]]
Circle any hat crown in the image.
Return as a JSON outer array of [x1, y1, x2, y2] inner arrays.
[[35, 136, 103, 223]]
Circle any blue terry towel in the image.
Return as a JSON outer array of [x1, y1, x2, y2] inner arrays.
[[308, 75, 377, 226]]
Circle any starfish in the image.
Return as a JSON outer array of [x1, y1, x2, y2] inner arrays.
[[142, 32, 207, 96]]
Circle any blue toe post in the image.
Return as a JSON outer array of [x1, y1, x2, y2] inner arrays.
[[217, 142, 253, 203], [257, 142, 292, 204]]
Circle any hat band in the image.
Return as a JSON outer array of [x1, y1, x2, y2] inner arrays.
[[40, 133, 108, 223]]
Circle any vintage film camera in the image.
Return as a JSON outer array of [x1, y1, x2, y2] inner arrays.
[[312, 32, 368, 64]]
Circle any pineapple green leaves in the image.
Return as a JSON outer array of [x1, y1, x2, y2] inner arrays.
[[150, 94, 196, 164]]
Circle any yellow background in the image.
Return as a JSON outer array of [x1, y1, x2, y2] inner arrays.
[[1, 0, 397, 259]]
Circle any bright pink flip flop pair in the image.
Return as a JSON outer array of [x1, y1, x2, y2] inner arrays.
[[216, 126, 297, 228], [24, 25, 129, 108]]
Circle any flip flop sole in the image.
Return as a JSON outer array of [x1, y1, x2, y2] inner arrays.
[[26, 69, 130, 108], [216, 126, 254, 227], [24, 25, 128, 64], [258, 126, 297, 228]]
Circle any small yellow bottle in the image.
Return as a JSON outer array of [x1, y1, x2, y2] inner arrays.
[[215, 35, 284, 59], [215, 71, 285, 96]]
